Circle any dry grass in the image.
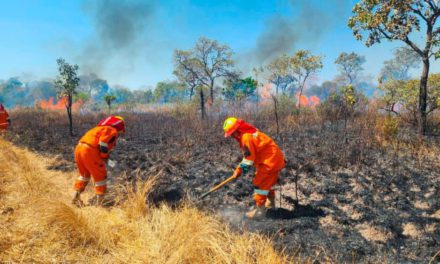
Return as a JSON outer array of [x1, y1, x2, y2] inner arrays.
[[0, 138, 290, 264]]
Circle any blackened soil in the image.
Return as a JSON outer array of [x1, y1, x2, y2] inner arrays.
[[6, 110, 440, 263]]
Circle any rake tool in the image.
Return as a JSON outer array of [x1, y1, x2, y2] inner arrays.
[[199, 174, 238, 200]]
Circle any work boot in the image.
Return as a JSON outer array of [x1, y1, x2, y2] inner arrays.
[[71, 191, 84, 207], [245, 205, 267, 220], [265, 196, 276, 209], [89, 194, 106, 206]]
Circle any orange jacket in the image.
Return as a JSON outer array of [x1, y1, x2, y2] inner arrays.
[[79, 126, 118, 159], [238, 131, 285, 172], [0, 106, 9, 129]]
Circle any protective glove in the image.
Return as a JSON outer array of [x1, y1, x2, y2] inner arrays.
[[239, 163, 252, 174]]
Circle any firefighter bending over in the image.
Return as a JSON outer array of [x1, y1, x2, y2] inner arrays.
[[223, 117, 285, 219], [72, 116, 125, 206]]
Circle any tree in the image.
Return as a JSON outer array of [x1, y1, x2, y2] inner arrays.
[[54, 58, 80, 136], [27, 80, 57, 103], [349, 0, 440, 135], [290, 50, 323, 109], [173, 48, 208, 118], [174, 50, 201, 101], [153, 81, 186, 103], [173, 37, 235, 105], [379, 74, 440, 124], [306, 81, 338, 100], [78, 74, 110, 104], [379, 47, 420, 82], [266, 54, 296, 96], [222, 77, 257, 102], [132, 89, 154, 104], [112, 86, 135, 104], [104, 94, 117, 111], [0, 78, 24, 107], [335, 52, 366, 84]]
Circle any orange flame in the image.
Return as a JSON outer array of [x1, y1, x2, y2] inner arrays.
[[39, 97, 83, 111], [309, 95, 320, 107], [260, 83, 272, 100], [295, 93, 320, 108], [296, 93, 309, 107]]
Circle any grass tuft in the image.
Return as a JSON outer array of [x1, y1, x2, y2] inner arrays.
[[0, 138, 291, 263]]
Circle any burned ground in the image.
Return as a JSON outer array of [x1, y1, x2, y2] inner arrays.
[[5, 108, 440, 263]]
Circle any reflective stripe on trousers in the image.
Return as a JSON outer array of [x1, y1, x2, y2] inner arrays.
[[77, 176, 90, 182], [254, 189, 269, 196], [94, 180, 107, 187]]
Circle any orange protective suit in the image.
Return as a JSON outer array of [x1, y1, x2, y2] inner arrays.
[[0, 104, 10, 131], [236, 128, 285, 206], [73, 126, 119, 195]]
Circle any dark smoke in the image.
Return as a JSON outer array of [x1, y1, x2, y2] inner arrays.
[[254, 16, 297, 64], [239, 0, 351, 72], [79, 0, 156, 74]]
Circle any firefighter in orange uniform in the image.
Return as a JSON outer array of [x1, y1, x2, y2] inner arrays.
[[72, 116, 125, 206], [0, 104, 11, 131], [223, 117, 285, 219]]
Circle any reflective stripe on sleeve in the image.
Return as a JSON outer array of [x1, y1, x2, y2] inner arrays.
[[77, 176, 90, 182], [99, 142, 108, 147], [252, 132, 258, 138], [94, 180, 107, 187], [100, 116, 112, 126], [254, 189, 269, 196], [241, 158, 254, 166]]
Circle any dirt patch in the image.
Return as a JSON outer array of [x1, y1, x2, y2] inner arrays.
[[356, 223, 393, 243], [402, 223, 422, 239]]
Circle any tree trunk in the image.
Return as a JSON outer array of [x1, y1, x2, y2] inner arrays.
[[418, 58, 429, 136], [189, 87, 194, 100], [67, 94, 73, 136], [200, 88, 205, 119], [297, 86, 304, 113], [209, 79, 214, 103]]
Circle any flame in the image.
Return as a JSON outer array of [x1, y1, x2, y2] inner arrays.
[[39, 97, 83, 111], [258, 83, 273, 106], [295, 93, 320, 108], [296, 93, 309, 107], [260, 83, 272, 100], [309, 95, 320, 107]]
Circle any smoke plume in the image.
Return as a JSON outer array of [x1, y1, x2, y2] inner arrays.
[[79, 0, 157, 75], [238, 0, 351, 72]]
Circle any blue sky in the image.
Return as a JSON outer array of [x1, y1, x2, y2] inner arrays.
[[0, 0, 437, 89]]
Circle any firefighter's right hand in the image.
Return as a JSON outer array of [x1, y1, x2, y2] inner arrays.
[[232, 167, 242, 179]]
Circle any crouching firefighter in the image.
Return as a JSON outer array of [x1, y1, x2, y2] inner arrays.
[[0, 104, 11, 131], [223, 117, 285, 220], [72, 116, 125, 207]]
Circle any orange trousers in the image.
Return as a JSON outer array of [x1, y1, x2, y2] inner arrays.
[[0, 122, 8, 130], [74, 143, 107, 195], [252, 166, 280, 206]]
